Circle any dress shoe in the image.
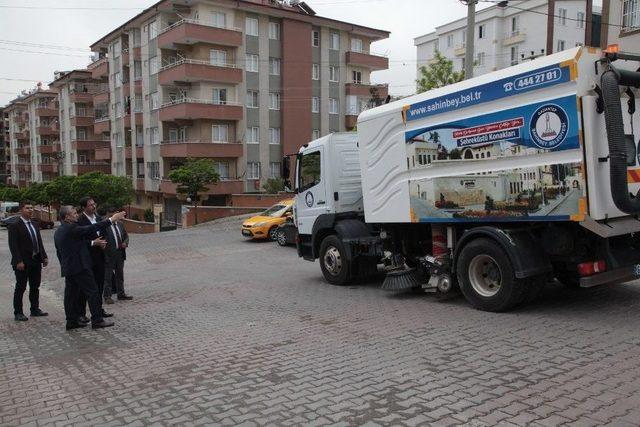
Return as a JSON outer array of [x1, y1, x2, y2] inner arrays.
[[14, 313, 28, 321], [117, 294, 133, 301], [30, 308, 48, 317], [92, 319, 114, 329], [66, 322, 87, 330], [101, 311, 114, 318], [104, 296, 114, 304], [77, 316, 90, 324]]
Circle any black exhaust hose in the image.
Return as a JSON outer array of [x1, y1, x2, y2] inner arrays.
[[602, 68, 640, 214]]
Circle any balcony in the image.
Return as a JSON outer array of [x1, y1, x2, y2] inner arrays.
[[125, 146, 144, 159], [14, 131, 28, 140], [93, 91, 109, 105], [72, 139, 110, 151], [454, 44, 466, 57], [16, 164, 32, 172], [95, 147, 111, 160], [159, 59, 243, 85], [158, 19, 243, 49], [73, 163, 111, 175], [16, 146, 31, 156], [94, 118, 110, 134], [37, 126, 59, 136], [38, 143, 61, 154], [159, 99, 243, 122], [345, 51, 389, 71], [69, 92, 94, 103], [70, 116, 95, 127], [345, 83, 389, 97], [345, 115, 358, 129], [89, 57, 108, 79], [503, 30, 526, 46], [38, 163, 58, 173], [160, 178, 243, 196], [160, 141, 243, 158], [14, 115, 27, 125], [35, 106, 58, 117], [136, 178, 145, 191]]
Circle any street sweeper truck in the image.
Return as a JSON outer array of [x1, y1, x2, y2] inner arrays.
[[287, 46, 640, 312]]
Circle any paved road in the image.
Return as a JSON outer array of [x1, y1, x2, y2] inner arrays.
[[2, 218, 640, 426]]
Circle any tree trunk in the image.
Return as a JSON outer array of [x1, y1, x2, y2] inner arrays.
[[194, 193, 198, 226]]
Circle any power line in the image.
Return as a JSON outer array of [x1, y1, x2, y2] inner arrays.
[[0, 5, 146, 10], [0, 47, 90, 58], [0, 39, 90, 52]]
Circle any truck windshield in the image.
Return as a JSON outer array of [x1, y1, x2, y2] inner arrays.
[[299, 151, 321, 192]]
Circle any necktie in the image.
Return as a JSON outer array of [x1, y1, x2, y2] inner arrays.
[[26, 221, 39, 255], [113, 224, 121, 247]]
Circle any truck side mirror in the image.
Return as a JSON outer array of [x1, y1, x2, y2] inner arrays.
[[282, 156, 290, 180]]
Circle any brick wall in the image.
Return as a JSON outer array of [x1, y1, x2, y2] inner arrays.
[[182, 206, 262, 227], [231, 193, 294, 208], [122, 218, 155, 234]]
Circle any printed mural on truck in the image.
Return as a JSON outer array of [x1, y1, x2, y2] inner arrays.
[[404, 94, 583, 222]]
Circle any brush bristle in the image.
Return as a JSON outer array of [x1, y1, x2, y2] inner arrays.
[[381, 269, 420, 291]]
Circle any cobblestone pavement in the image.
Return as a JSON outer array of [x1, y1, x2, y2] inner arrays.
[[2, 218, 640, 426]]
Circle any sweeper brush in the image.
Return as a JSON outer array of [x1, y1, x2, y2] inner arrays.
[[381, 268, 420, 291]]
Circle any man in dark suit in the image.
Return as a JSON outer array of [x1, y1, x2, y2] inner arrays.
[[8, 200, 49, 321], [103, 208, 133, 304], [76, 196, 111, 321], [54, 205, 126, 330]]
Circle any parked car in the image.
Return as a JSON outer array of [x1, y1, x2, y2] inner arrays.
[[0, 215, 54, 229], [275, 218, 298, 246], [241, 199, 294, 240]]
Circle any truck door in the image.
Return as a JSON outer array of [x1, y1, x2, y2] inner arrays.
[[296, 147, 327, 236]]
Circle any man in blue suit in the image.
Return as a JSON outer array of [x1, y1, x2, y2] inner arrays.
[[54, 205, 126, 330]]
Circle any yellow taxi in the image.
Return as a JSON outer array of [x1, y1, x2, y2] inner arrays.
[[241, 199, 294, 240]]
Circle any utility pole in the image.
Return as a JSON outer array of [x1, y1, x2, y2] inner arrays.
[[462, 0, 477, 80]]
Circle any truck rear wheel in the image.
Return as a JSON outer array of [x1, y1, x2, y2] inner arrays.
[[319, 235, 352, 286], [457, 238, 525, 312]]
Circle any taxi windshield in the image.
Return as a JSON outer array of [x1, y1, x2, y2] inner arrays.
[[262, 204, 290, 217]]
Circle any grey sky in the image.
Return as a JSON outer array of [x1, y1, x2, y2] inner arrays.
[[0, 0, 601, 106]]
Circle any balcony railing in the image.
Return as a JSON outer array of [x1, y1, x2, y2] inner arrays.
[[503, 29, 526, 46], [160, 98, 242, 109], [157, 18, 243, 48], [159, 18, 242, 36]]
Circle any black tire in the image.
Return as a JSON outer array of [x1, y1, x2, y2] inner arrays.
[[319, 235, 352, 286], [268, 226, 278, 241], [457, 238, 525, 312], [276, 229, 287, 246]]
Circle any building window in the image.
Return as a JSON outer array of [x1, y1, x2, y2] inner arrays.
[[212, 124, 229, 143], [476, 52, 485, 66], [210, 49, 227, 66], [558, 7, 567, 25], [312, 129, 320, 140], [215, 161, 230, 179], [246, 54, 259, 72], [114, 133, 123, 147], [478, 24, 485, 39], [329, 66, 339, 82], [269, 162, 280, 179], [213, 88, 227, 105], [246, 90, 259, 108], [212, 11, 226, 28], [329, 98, 338, 114], [269, 127, 280, 145], [269, 92, 280, 110], [147, 161, 160, 179], [352, 70, 362, 84], [312, 63, 320, 80], [112, 40, 121, 58], [115, 102, 123, 117], [557, 39, 565, 52], [511, 15, 520, 36], [446, 34, 453, 48], [246, 17, 259, 36], [269, 58, 281, 75], [312, 97, 320, 113], [150, 127, 159, 145], [134, 61, 142, 79], [149, 56, 159, 74], [351, 38, 363, 52], [246, 127, 259, 144], [148, 20, 158, 40], [510, 46, 519, 65], [150, 92, 159, 110], [114, 71, 122, 88], [576, 11, 585, 28], [330, 33, 340, 50], [247, 162, 260, 180], [269, 22, 280, 40], [312, 30, 320, 47], [622, 0, 639, 32]]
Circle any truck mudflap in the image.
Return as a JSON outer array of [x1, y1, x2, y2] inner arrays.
[[579, 264, 640, 288]]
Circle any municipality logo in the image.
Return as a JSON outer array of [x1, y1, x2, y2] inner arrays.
[[529, 104, 568, 149]]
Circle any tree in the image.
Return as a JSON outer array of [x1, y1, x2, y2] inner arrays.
[[428, 131, 441, 144], [168, 158, 220, 225], [0, 186, 23, 203], [449, 148, 462, 160], [45, 175, 77, 206], [262, 178, 285, 194], [416, 50, 465, 93]]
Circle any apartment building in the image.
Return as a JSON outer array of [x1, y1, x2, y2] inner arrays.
[[415, 0, 593, 77], [89, 0, 389, 216], [50, 70, 111, 177], [601, 0, 640, 51], [1, 108, 8, 185]]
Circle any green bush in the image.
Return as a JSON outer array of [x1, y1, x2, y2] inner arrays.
[[143, 208, 154, 223]]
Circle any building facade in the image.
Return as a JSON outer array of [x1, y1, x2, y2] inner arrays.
[[0, 108, 8, 185], [415, 0, 593, 78], [601, 0, 640, 51]]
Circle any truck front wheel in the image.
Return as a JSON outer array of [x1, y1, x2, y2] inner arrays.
[[457, 238, 525, 312], [319, 235, 352, 286]]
